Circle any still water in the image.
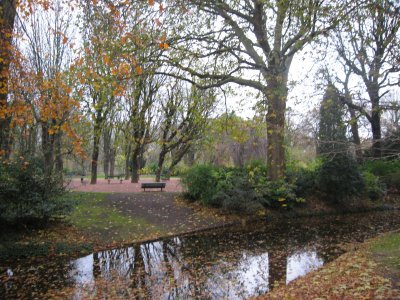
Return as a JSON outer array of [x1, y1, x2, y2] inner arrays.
[[2, 210, 400, 299]]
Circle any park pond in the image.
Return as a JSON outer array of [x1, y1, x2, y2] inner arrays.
[[1, 210, 400, 299]]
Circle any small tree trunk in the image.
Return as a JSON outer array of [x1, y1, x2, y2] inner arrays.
[[103, 130, 111, 178], [42, 123, 55, 177], [109, 148, 115, 177], [103, 155, 109, 178], [54, 130, 63, 175], [349, 107, 362, 161], [124, 142, 131, 179], [184, 150, 195, 166], [28, 125, 37, 157]]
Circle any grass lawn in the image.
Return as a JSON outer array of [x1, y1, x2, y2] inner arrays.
[[0, 192, 165, 259], [369, 230, 400, 289], [67, 192, 165, 244]]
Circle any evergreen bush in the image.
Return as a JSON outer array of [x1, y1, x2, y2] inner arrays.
[[0, 158, 73, 224], [316, 154, 365, 202], [180, 164, 219, 205]]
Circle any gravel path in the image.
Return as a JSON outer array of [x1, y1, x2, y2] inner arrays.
[[101, 192, 226, 233], [68, 177, 228, 235]]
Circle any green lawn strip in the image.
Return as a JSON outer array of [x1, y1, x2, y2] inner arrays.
[[67, 192, 165, 244], [369, 230, 400, 288]]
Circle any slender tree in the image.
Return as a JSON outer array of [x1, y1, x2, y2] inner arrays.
[[156, 82, 215, 182]]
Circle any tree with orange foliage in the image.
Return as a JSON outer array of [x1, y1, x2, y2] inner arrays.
[[0, 0, 16, 158]]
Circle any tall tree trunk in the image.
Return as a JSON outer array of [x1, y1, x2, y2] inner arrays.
[[130, 145, 141, 183], [371, 100, 382, 158], [0, 0, 16, 158], [90, 124, 101, 184], [156, 150, 167, 182], [265, 73, 288, 181]]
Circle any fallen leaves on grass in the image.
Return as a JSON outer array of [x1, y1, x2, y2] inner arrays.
[[256, 247, 399, 300]]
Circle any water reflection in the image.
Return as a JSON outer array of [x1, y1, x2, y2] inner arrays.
[[286, 251, 323, 283], [3, 211, 400, 299], [68, 237, 323, 299]]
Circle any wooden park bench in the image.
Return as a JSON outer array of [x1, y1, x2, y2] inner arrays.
[[141, 182, 166, 192], [106, 174, 125, 184]]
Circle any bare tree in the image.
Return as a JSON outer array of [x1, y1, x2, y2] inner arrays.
[[334, 0, 400, 157]]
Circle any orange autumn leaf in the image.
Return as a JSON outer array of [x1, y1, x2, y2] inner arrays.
[[135, 66, 143, 75], [103, 54, 110, 65], [149, 0, 154, 6], [159, 42, 169, 50]]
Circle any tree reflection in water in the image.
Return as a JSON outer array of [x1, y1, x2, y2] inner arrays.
[[69, 237, 324, 298], [3, 211, 400, 299]]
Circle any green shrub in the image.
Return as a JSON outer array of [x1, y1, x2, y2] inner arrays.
[[362, 159, 400, 176], [286, 167, 317, 197], [145, 162, 158, 174], [382, 172, 400, 191], [316, 154, 365, 202], [212, 173, 263, 214], [255, 180, 304, 209], [181, 164, 219, 205], [182, 164, 305, 212], [0, 158, 74, 224], [362, 159, 400, 191], [169, 164, 189, 177], [246, 160, 268, 187], [362, 171, 386, 200]]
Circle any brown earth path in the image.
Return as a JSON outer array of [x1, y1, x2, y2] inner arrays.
[[67, 177, 234, 239]]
